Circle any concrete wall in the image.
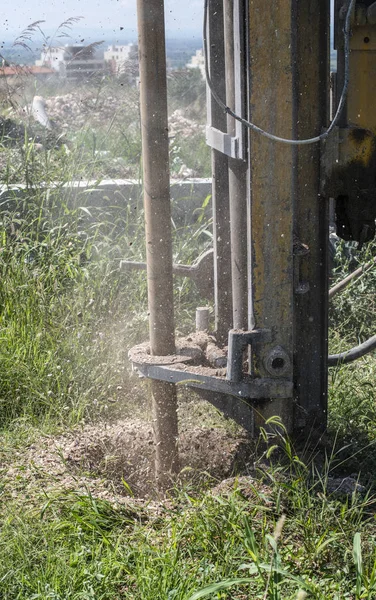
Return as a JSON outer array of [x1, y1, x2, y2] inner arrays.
[[0, 178, 212, 225]]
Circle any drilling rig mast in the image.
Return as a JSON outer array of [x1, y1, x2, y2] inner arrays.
[[130, 0, 376, 481]]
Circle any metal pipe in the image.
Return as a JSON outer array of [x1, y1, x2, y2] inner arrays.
[[224, 0, 248, 330], [212, 152, 232, 343], [328, 335, 376, 366], [329, 257, 376, 299], [136, 0, 179, 486], [207, 0, 233, 344], [120, 249, 214, 299], [196, 307, 210, 331]]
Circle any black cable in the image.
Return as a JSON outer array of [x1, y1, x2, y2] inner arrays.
[[203, 0, 356, 145], [328, 335, 376, 366]]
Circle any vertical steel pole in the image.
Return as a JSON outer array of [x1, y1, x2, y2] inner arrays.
[[248, 0, 295, 432], [224, 0, 248, 330], [208, 0, 233, 344], [136, 0, 179, 485], [292, 0, 330, 433]]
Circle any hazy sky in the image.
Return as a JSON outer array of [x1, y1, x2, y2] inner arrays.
[[2, 0, 203, 39], [2, 0, 335, 43]]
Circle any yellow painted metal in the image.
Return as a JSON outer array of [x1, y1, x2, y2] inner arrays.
[[329, 11, 376, 244], [338, 128, 373, 166], [347, 25, 376, 129], [335, 17, 376, 165], [248, 0, 294, 431]]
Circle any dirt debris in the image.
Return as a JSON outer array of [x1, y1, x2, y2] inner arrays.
[[2, 418, 252, 504]]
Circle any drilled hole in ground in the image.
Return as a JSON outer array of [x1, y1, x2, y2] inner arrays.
[[22, 418, 253, 500]]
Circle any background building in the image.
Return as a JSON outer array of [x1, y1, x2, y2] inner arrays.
[[35, 45, 105, 81], [186, 49, 205, 79], [104, 43, 139, 81]]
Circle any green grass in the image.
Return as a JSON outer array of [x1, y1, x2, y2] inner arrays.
[[326, 238, 376, 478], [0, 178, 374, 599], [0, 434, 375, 599], [0, 176, 212, 429]]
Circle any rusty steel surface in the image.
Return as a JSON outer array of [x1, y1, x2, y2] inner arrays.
[[292, 0, 330, 431], [247, 0, 295, 432]]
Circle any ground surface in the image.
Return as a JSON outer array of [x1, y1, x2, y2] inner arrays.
[[2, 413, 252, 504]]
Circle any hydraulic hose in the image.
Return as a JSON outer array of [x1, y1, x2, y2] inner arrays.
[[328, 335, 376, 367]]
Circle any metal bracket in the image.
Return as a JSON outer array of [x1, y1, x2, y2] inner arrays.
[[206, 0, 247, 160], [226, 328, 272, 382], [130, 360, 293, 401], [128, 328, 292, 402], [120, 249, 214, 299], [205, 126, 241, 159]]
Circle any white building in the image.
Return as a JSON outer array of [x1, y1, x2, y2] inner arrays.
[[104, 43, 138, 78], [35, 47, 65, 72], [186, 49, 205, 79], [35, 45, 105, 81]]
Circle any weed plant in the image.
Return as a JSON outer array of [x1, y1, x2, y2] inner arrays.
[[327, 238, 376, 475], [329, 238, 376, 344], [0, 175, 212, 429], [0, 422, 375, 599]]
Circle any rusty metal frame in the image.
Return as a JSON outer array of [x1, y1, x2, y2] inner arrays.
[[131, 361, 293, 400], [131, 0, 334, 439], [246, 0, 296, 432]]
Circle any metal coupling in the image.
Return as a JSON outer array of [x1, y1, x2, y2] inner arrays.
[[264, 346, 291, 377]]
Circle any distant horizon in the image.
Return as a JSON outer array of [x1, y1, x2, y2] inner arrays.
[[1, 28, 203, 53], [0, 24, 202, 68], [1, 27, 202, 44]]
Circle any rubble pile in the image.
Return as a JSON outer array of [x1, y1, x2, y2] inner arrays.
[[43, 93, 138, 131], [169, 109, 204, 138], [0, 90, 207, 181], [17, 92, 205, 139]]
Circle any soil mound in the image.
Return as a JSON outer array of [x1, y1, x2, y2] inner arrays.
[[5, 419, 252, 502]]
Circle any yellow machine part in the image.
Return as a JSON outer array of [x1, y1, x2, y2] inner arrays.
[[347, 24, 376, 130], [330, 10, 376, 244]]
